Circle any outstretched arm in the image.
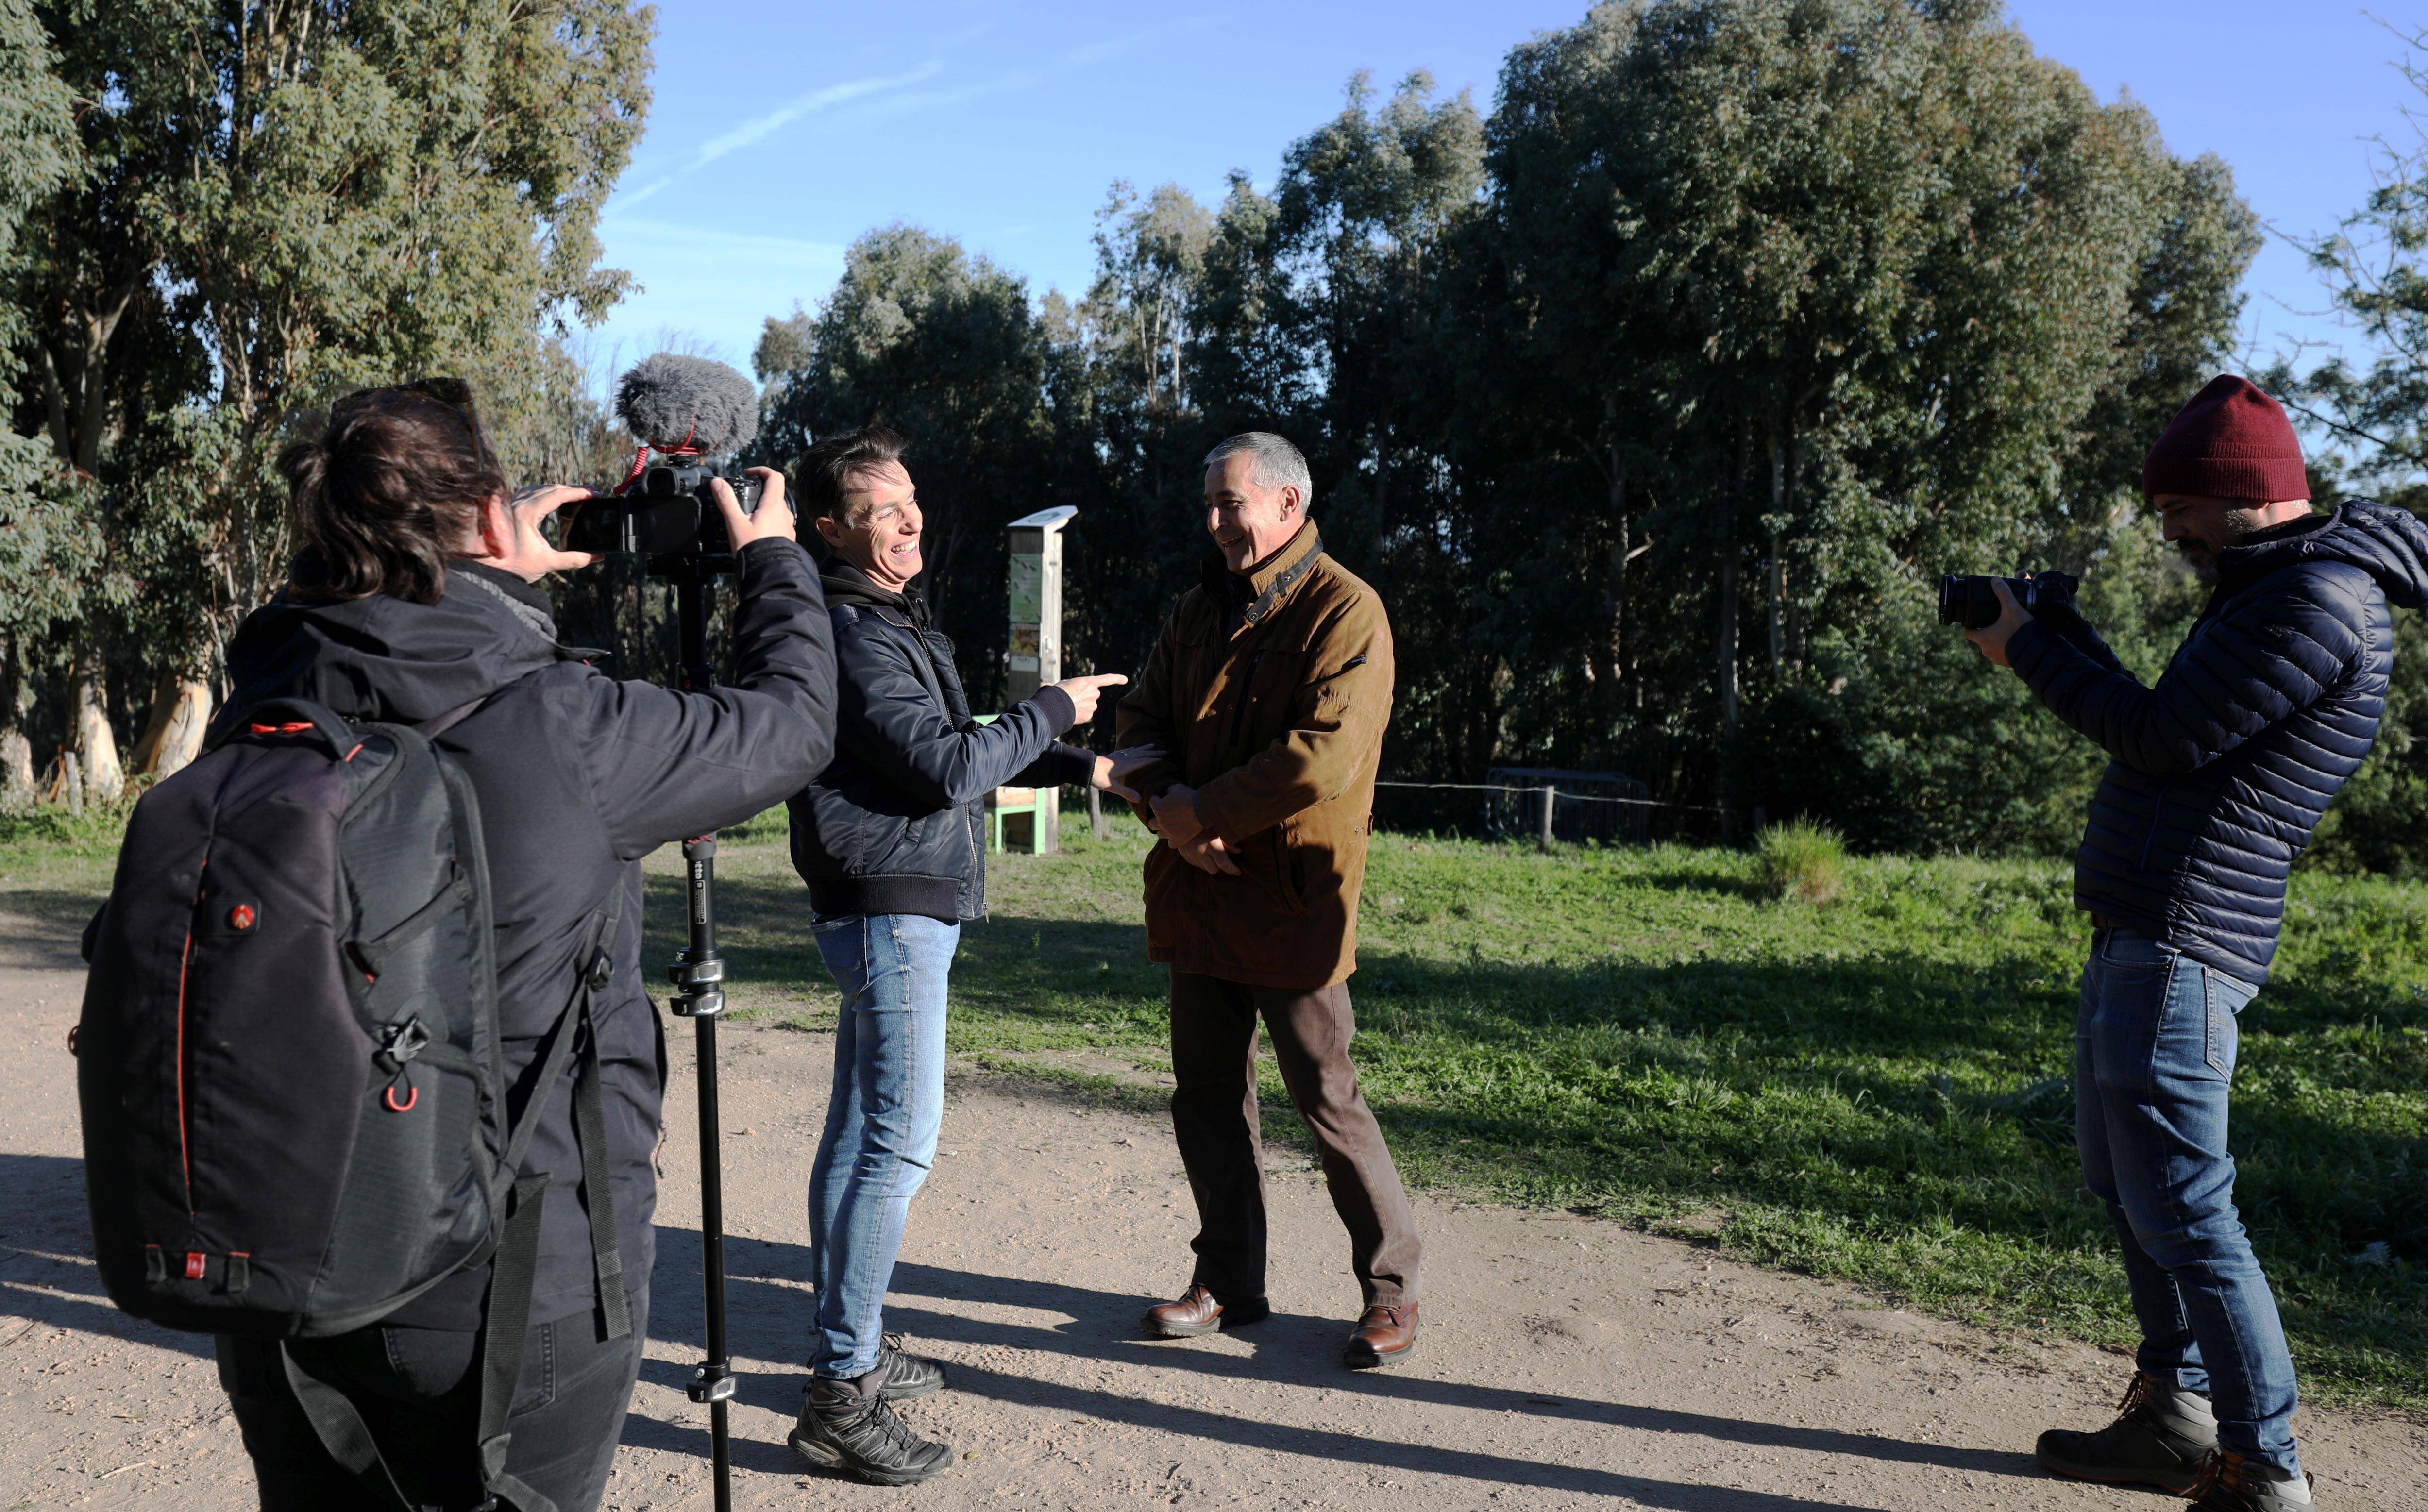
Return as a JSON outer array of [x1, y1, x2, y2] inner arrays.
[[2003, 579, 2366, 777]]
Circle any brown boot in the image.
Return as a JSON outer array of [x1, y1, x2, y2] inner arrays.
[[1344, 1301, 1418, 1368], [1140, 1283, 1270, 1338]]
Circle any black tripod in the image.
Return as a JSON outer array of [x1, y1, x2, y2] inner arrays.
[[658, 559, 737, 1512]]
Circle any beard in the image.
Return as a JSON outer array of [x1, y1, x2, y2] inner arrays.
[[2177, 538, 2220, 581]]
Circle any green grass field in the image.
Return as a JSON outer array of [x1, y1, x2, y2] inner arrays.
[[8, 805, 2425, 1410]]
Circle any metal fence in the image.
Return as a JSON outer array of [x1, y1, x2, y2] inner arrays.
[[1366, 767, 1719, 847]]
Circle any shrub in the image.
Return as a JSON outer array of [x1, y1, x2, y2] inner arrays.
[[1758, 819, 1848, 905]]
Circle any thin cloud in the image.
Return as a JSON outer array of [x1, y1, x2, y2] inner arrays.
[[600, 219, 848, 271], [693, 60, 945, 166], [858, 70, 1040, 120], [615, 175, 674, 209]]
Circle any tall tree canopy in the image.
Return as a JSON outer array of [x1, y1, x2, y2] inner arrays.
[[745, 0, 2277, 856], [5, 0, 650, 790]]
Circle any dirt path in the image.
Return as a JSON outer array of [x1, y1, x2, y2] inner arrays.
[[5, 926, 2424, 1511]]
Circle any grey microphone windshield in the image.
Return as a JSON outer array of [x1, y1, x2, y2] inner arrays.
[[613, 353, 760, 454]]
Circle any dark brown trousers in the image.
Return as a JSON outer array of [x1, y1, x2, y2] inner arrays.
[[1168, 970, 1420, 1307]]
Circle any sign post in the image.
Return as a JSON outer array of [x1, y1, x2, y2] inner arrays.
[[1003, 505, 1078, 853]]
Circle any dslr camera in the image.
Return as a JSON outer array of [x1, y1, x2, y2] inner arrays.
[[555, 352, 792, 568], [1937, 571, 2078, 630], [561, 457, 772, 560]]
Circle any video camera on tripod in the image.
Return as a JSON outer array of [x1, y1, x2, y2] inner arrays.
[[561, 350, 784, 1509], [558, 353, 793, 566]]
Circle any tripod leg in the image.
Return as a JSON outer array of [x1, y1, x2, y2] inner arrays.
[[695, 1010, 732, 1511], [670, 831, 736, 1510]]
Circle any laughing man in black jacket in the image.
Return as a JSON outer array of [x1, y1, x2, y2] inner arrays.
[[781, 424, 1135, 1485], [1968, 377, 2428, 1512]]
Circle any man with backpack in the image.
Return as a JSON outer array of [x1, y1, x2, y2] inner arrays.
[[78, 382, 834, 1511]]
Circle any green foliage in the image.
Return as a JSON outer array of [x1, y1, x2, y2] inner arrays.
[[749, 0, 2265, 852], [537, 816, 2428, 1410], [3, 0, 652, 771], [1755, 817, 1846, 903]]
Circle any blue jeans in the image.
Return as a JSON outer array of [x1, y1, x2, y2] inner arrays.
[[2076, 927, 2299, 1475], [806, 913, 957, 1380]]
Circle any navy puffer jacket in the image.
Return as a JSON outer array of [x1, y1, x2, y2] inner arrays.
[[2010, 501, 2428, 985]]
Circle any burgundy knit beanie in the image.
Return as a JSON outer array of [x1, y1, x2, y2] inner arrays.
[[2140, 375, 2309, 501]]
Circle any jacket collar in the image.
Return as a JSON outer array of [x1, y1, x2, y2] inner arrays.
[[823, 557, 932, 628], [1204, 522, 1323, 633]]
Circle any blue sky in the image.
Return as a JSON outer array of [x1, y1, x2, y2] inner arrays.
[[586, 1, 2428, 390]]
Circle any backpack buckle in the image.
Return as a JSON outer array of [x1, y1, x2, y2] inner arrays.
[[373, 1014, 430, 1075]]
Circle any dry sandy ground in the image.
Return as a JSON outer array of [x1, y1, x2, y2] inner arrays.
[[5, 921, 2425, 1512]]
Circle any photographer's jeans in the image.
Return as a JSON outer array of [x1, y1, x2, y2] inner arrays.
[[807, 912, 958, 1380], [2076, 927, 2300, 1476]]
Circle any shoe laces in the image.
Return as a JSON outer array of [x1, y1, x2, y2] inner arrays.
[[2116, 1372, 2156, 1424], [2190, 1449, 2305, 1505], [841, 1392, 925, 1455]]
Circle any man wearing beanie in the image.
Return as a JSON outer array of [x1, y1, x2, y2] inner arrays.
[[1964, 374, 2428, 1512]]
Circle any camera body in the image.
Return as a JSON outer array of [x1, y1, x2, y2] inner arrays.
[[1937, 571, 2079, 630], [560, 457, 783, 564]]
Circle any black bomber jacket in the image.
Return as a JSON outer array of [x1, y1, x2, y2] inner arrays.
[[787, 561, 1094, 921]]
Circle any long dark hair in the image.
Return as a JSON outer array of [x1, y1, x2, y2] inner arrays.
[[277, 386, 506, 604]]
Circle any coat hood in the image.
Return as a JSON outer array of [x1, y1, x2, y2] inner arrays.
[[2219, 500, 2428, 611], [222, 561, 573, 728]]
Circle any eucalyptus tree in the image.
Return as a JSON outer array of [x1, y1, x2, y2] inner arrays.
[[1261, 71, 1483, 577], [11, 0, 651, 783], [0, 0, 79, 799], [1466, 0, 2252, 840]]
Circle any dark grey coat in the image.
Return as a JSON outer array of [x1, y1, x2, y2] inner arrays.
[[219, 541, 833, 1326]]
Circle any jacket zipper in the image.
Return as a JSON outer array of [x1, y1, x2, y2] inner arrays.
[[1226, 651, 1265, 745], [1309, 653, 1366, 689], [174, 871, 201, 1214]]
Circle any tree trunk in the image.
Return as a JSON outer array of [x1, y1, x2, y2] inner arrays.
[[70, 647, 125, 804], [0, 730, 32, 808], [1718, 416, 1744, 748], [1786, 434, 1806, 667], [133, 671, 214, 778], [1595, 393, 1629, 733], [1767, 421, 1786, 672]]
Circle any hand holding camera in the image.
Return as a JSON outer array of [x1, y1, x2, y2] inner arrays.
[[709, 469, 794, 549], [1947, 571, 2076, 668], [477, 484, 603, 581]]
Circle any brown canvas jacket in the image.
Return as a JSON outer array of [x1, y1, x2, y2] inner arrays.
[[1115, 524, 1392, 989]]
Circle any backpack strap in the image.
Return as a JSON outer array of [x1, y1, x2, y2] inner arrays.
[[284, 885, 624, 1512]]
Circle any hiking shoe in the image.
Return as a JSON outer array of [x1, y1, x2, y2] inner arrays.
[[1141, 1283, 1270, 1338], [790, 1379, 955, 1485], [2035, 1371, 2217, 1493], [874, 1333, 946, 1401], [2189, 1449, 2317, 1510]]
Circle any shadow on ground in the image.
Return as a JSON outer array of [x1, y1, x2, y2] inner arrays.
[[639, 1224, 2029, 1511]]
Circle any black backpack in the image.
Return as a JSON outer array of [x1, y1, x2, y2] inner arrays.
[[76, 693, 628, 1512]]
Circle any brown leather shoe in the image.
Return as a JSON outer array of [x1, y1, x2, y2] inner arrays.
[[1344, 1301, 1418, 1367], [1140, 1283, 1270, 1338]]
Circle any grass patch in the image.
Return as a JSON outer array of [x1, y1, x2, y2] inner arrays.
[[10, 805, 2427, 1411], [669, 818, 2428, 1412], [1756, 818, 1848, 904]]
